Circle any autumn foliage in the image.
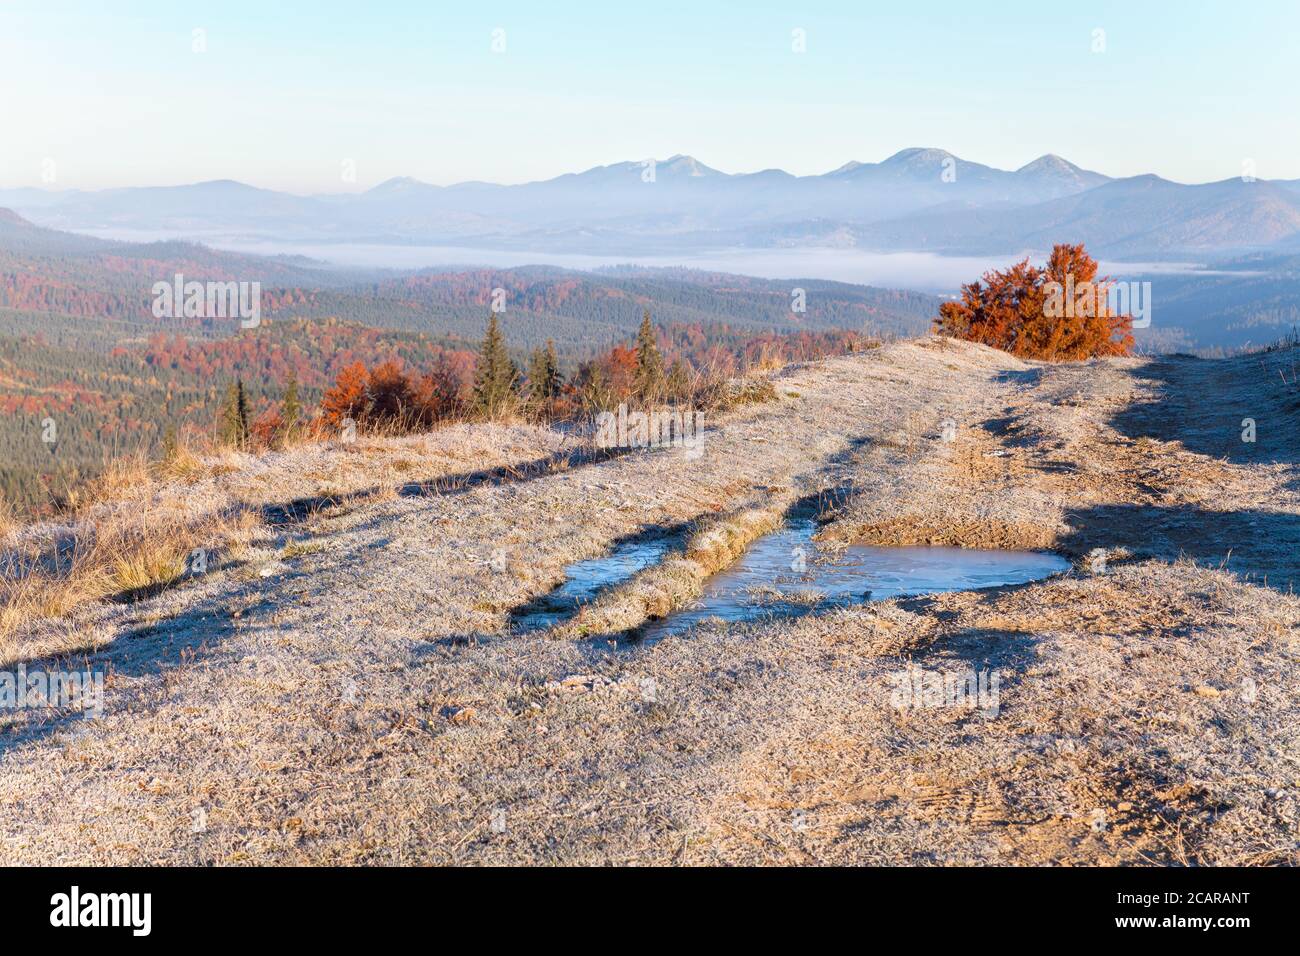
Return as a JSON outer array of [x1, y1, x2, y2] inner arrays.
[[303, 313, 882, 441], [318, 355, 472, 431], [935, 243, 1134, 360]]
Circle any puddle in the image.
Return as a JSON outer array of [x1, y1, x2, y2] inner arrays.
[[639, 518, 1069, 642], [511, 533, 675, 630], [513, 517, 1069, 640]]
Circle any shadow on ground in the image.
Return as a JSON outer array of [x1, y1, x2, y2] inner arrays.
[[1057, 502, 1300, 593], [261, 443, 630, 525], [1112, 355, 1300, 476], [0, 591, 245, 757]]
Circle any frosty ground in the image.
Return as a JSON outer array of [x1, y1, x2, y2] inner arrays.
[[2, 337, 1298, 865]]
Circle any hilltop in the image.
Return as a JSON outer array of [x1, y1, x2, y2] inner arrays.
[[2, 336, 1298, 864]]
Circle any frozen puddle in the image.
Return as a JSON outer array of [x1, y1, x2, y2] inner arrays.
[[513, 518, 1069, 639], [512, 533, 674, 630], [639, 518, 1069, 642]]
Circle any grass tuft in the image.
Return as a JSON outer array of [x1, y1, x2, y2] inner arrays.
[[0, 498, 260, 663]]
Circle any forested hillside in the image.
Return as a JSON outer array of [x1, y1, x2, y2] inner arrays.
[[0, 216, 940, 511]]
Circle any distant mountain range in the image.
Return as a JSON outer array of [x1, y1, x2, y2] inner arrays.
[[6, 148, 1300, 260], [4, 194, 1299, 357]]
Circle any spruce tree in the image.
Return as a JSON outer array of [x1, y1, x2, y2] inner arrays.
[[526, 348, 548, 407], [542, 339, 561, 400], [236, 379, 250, 447], [278, 371, 302, 445], [527, 338, 562, 406], [633, 310, 665, 402], [220, 378, 250, 449], [473, 313, 519, 418]]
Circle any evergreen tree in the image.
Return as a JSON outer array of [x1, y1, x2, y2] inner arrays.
[[219, 378, 250, 449], [527, 338, 562, 406], [526, 348, 548, 406], [633, 310, 665, 402], [473, 313, 520, 418], [279, 370, 302, 444], [542, 338, 561, 399]]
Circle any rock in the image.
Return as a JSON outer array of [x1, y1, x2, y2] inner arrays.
[[546, 674, 615, 694], [440, 705, 477, 724]]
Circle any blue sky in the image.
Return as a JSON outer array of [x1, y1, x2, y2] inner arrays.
[[1, 0, 1296, 191]]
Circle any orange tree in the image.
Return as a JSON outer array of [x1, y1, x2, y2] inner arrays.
[[935, 243, 1134, 360]]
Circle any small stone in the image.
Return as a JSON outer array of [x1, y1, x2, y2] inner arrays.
[[546, 674, 613, 694], [440, 705, 477, 724]]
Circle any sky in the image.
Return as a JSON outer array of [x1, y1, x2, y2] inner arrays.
[[1, 0, 1297, 192]]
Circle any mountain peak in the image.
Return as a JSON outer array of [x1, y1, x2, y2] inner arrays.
[[368, 176, 432, 194], [826, 160, 867, 176], [1016, 154, 1095, 176], [191, 179, 257, 190], [1018, 153, 1074, 172], [660, 155, 721, 177], [882, 147, 956, 166], [1014, 154, 1111, 190]]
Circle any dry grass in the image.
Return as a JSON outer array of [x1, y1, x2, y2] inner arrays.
[[281, 537, 324, 559], [0, 497, 16, 544], [155, 441, 208, 483], [95, 449, 153, 499], [680, 559, 1300, 866], [0, 501, 261, 663], [695, 374, 780, 414], [0, 418, 577, 664]]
